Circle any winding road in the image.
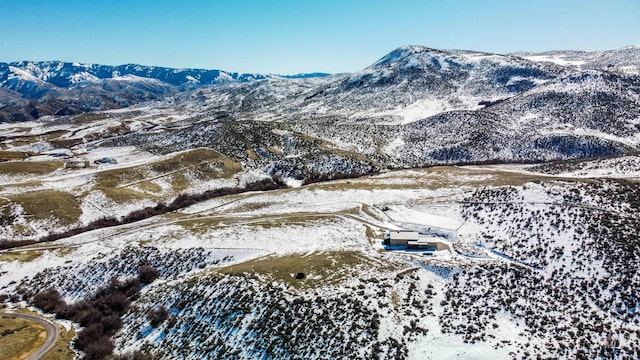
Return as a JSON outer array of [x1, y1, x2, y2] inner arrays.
[[0, 312, 59, 360]]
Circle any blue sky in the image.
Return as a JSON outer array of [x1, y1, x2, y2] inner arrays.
[[1, 0, 638, 74]]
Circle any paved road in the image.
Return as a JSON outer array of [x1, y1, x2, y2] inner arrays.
[[0, 312, 59, 360]]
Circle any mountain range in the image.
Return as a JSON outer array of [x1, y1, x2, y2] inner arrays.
[[1, 45, 638, 122], [0, 61, 329, 121], [1, 45, 639, 171], [82, 45, 638, 177], [2, 45, 640, 359]]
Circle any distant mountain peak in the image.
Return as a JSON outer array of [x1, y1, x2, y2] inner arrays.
[[616, 44, 640, 51], [370, 45, 447, 68]]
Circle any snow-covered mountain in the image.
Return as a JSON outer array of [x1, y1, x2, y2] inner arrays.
[[161, 45, 639, 128], [0, 61, 328, 122], [94, 45, 639, 174], [0, 61, 272, 96], [1, 45, 640, 360], [295, 46, 565, 121], [2, 45, 640, 167]]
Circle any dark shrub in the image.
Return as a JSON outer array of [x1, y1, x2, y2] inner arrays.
[[31, 277, 143, 360], [31, 288, 64, 313], [105, 291, 131, 314], [74, 322, 104, 350], [76, 307, 103, 327], [148, 306, 169, 327], [83, 334, 114, 359], [138, 265, 160, 285], [0, 239, 37, 250], [100, 314, 123, 336]]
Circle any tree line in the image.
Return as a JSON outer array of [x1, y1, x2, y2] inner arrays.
[[0, 176, 287, 250]]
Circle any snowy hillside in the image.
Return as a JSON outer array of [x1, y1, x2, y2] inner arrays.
[[88, 44, 640, 169], [516, 45, 640, 75], [3, 167, 639, 359], [295, 46, 564, 121], [0, 44, 639, 360]]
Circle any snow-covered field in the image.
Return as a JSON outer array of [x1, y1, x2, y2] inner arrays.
[[2, 153, 638, 359], [1, 42, 639, 359]]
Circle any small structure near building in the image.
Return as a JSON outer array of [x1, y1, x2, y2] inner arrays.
[[65, 158, 90, 169], [407, 239, 437, 250], [407, 238, 449, 251], [49, 152, 69, 158], [44, 148, 73, 159], [94, 157, 117, 165], [384, 230, 419, 246]]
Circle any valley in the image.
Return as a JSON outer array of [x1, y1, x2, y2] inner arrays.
[[1, 147, 638, 358], [0, 44, 639, 359]]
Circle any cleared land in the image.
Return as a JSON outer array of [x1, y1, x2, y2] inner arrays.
[[8, 190, 81, 226], [0, 161, 63, 176], [219, 251, 394, 289], [93, 148, 242, 202], [0, 314, 47, 360], [0, 251, 43, 263]]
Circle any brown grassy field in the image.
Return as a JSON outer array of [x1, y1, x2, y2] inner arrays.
[[0, 151, 31, 161], [0, 315, 47, 360], [308, 166, 593, 192], [7, 309, 75, 360], [8, 190, 81, 226], [93, 147, 242, 202], [0, 250, 43, 263], [0, 161, 63, 175], [219, 251, 394, 289]]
